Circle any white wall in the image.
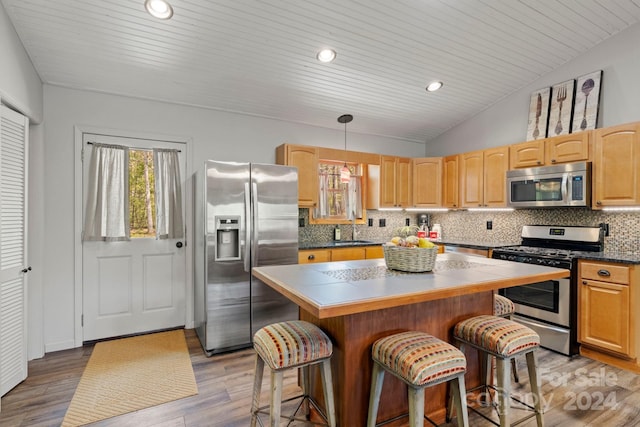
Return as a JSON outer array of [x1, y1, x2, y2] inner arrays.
[[0, 1, 42, 122], [426, 23, 640, 156], [41, 85, 425, 352]]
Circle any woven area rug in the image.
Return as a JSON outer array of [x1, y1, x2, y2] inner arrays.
[[62, 329, 198, 426]]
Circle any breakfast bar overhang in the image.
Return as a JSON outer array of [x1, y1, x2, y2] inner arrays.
[[252, 253, 570, 426]]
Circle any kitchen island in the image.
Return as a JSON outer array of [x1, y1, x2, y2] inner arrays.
[[252, 253, 569, 426]]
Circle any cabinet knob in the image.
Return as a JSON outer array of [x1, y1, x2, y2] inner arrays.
[[597, 269, 611, 277], [478, 204, 482, 207], [308, 254, 315, 260], [582, 280, 587, 285], [596, 201, 602, 205], [537, 161, 542, 165], [551, 159, 556, 163]]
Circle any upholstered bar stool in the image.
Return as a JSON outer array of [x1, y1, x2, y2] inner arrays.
[[367, 331, 469, 427], [493, 294, 519, 382], [250, 320, 336, 427], [451, 315, 544, 427]]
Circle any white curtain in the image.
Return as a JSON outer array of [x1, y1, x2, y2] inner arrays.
[[154, 148, 184, 239], [347, 176, 362, 220], [83, 143, 130, 241]]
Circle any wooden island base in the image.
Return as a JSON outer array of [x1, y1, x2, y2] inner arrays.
[[301, 291, 493, 426]]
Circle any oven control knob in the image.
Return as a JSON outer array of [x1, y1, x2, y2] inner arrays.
[[507, 255, 516, 261]]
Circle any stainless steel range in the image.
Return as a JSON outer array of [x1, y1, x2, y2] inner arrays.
[[492, 225, 604, 356]]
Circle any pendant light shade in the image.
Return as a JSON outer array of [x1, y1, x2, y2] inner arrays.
[[338, 114, 353, 183]]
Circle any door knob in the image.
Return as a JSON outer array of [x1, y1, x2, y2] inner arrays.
[[176, 241, 183, 248]]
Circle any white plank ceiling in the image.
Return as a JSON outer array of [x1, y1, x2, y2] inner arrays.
[[3, 0, 640, 144]]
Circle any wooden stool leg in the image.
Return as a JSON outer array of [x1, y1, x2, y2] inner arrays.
[[367, 362, 385, 427], [301, 364, 311, 419], [408, 386, 425, 427], [269, 370, 283, 427], [320, 359, 337, 427], [452, 374, 470, 427], [526, 351, 545, 427], [250, 355, 264, 427], [496, 358, 511, 427]]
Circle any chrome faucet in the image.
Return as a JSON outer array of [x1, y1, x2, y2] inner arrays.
[[352, 211, 358, 240]]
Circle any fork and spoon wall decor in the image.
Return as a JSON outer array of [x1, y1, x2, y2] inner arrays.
[[550, 79, 575, 136]]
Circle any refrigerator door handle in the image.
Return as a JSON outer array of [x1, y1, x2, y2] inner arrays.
[[252, 182, 259, 267], [244, 182, 251, 273]]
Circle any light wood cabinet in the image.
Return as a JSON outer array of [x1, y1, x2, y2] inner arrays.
[[578, 260, 634, 358], [379, 155, 411, 208], [510, 140, 544, 169], [545, 132, 591, 165], [276, 144, 319, 208], [365, 246, 384, 259], [331, 247, 367, 261], [459, 147, 508, 208], [443, 155, 459, 209], [510, 133, 590, 169], [412, 157, 442, 207], [298, 249, 331, 264], [593, 122, 640, 208], [299, 245, 383, 263]]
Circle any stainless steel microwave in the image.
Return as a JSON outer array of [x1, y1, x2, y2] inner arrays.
[[506, 162, 591, 208]]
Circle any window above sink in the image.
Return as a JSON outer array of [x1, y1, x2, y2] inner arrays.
[[310, 160, 366, 225]]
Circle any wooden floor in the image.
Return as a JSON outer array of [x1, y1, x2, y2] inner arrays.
[[1, 329, 640, 426]]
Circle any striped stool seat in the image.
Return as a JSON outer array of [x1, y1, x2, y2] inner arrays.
[[368, 331, 469, 427], [454, 314, 539, 357], [251, 320, 336, 427], [372, 331, 467, 386], [451, 315, 544, 427], [493, 294, 515, 317], [253, 320, 333, 370]]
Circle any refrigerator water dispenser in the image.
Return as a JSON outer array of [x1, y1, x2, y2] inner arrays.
[[215, 216, 240, 261]]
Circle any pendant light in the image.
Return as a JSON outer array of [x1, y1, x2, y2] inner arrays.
[[338, 114, 353, 183]]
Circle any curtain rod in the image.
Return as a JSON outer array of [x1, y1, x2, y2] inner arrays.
[[86, 141, 181, 152]]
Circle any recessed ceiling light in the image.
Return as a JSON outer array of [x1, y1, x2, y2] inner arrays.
[[145, 0, 174, 19], [316, 49, 337, 63], [426, 81, 443, 92]]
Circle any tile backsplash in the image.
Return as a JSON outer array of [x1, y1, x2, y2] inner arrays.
[[430, 208, 640, 253], [298, 207, 640, 253], [298, 209, 418, 243]]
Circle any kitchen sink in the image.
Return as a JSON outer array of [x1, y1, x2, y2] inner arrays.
[[331, 240, 375, 246]]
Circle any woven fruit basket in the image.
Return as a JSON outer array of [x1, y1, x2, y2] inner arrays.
[[383, 245, 438, 273]]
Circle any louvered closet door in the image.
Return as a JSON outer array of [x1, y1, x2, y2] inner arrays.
[[0, 105, 29, 398]]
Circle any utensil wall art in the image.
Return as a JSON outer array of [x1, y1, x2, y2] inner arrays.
[[572, 70, 602, 132], [526, 87, 551, 141], [550, 79, 575, 136]]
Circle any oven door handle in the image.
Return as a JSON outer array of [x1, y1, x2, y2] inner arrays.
[[514, 316, 569, 334], [561, 173, 569, 202]]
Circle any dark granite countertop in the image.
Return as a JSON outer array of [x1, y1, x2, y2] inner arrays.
[[299, 240, 386, 250], [434, 239, 521, 250], [574, 251, 640, 264]]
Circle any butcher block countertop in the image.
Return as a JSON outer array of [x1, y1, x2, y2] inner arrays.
[[252, 252, 570, 319]]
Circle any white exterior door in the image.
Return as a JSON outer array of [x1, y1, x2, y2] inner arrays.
[[82, 134, 186, 341], [0, 105, 29, 398]]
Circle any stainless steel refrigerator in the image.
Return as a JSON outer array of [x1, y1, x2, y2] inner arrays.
[[194, 160, 299, 355]]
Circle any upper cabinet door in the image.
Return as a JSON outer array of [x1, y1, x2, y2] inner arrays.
[[460, 150, 484, 208], [395, 157, 412, 208], [412, 157, 442, 207], [593, 122, 640, 208], [545, 132, 591, 165], [483, 146, 509, 207], [276, 144, 319, 208], [442, 155, 459, 208], [379, 155, 397, 207], [510, 140, 544, 169]]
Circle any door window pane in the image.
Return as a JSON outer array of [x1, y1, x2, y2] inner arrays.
[[129, 149, 156, 238]]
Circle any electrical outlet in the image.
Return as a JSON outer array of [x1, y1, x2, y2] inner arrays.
[[486, 220, 493, 230], [379, 218, 386, 227], [405, 218, 410, 226], [298, 217, 305, 227], [368, 218, 373, 227], [599, 222, 609, 236]]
